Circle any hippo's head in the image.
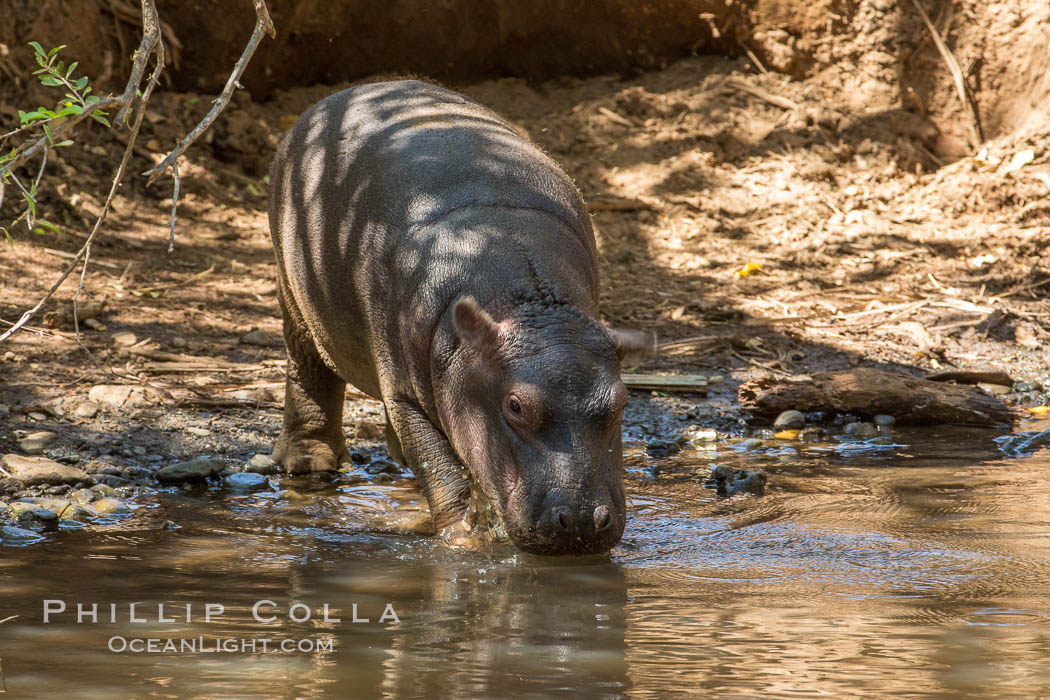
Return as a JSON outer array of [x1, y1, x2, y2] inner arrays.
[[437, 296, 654, 555]]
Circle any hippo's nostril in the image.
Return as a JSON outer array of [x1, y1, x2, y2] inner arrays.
[[593, 505, 612, 532], [554, 507, 572, 531]]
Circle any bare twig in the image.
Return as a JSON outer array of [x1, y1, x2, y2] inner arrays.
[[724, 78, 798, 111], [908, 0, 983, 148], [167, 159, 179, 252], [143, 0, 275, 185]]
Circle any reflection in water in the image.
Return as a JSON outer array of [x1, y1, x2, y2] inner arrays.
[[2, 422, 1050, 698]]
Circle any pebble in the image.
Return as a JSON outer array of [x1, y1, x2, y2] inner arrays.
[[0, 454, 89, 486], [155, 457, 225, 483], [773, 410, 806, 430], [185, 427, 212, 437], [977, 383, 1011, 395], [92, 497, 131, 515], [873, 414, 896, 427], [171, 336, 188, 348], [28, 412, 48, 421], [706, 465, 767, 497], [91, 474, 130, 488], [365, 459, 400, 475], [1, 525, 42, 542], [112, 331, 138, 346], [18, 430, 59, 455], [225, 472, 269, 489], [239, 329, 271, 346], [90, 484, 119, 497], [74, 402, 100, 419], [245, 453, 280, 475], [843, 422, 879, 439], [82, 318, 106, 331], [684, 426, 718, 443], [72, 488, 98, 505], [0, 404, 9, 416]]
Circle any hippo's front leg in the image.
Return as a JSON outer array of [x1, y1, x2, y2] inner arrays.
[[385, 397, 473, 529], [273, 292, 351, 474]]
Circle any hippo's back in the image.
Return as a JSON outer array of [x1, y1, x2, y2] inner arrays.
[[269, 81, 597, 396]]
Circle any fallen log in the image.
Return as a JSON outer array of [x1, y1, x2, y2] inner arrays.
[[738, 367, 1016, 425]]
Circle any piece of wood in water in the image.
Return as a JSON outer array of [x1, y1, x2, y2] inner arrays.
[[738, 367, 1015, 425], [926, 369, 1016, 387], [622, 373, 710, 392]]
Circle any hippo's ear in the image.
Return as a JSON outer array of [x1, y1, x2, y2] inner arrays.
[[607, 327, 657, 368], [453, 296, 501, 357]]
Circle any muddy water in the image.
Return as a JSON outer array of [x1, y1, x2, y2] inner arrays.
[[2, 421, 1050, 698]]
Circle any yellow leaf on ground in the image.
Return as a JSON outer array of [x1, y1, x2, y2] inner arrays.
[[1029, 406, 1049, 414], [736, 262, 763, 277], [775, 429, 800, 440]]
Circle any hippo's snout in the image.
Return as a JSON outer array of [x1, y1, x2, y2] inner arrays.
[[513, 489, 625, 555]]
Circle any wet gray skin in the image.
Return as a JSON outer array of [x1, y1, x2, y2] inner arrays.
[[268, 80, 653, 554]]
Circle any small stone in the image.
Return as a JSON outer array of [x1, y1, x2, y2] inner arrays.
[[0, 454, 89, 485], [245, 453, 279, 475], [752, 428, 776, 440], [74, 402, 100, 419], [282, 489, 306, 501], [87, 384, 154, 408], [185, 427, 212, 437], [239, 329, 270, 346], [977, 383, 1011, 396], [171, 336, 188, 348], [92, 497, 131, 515], [28, 412, 47, 421], [0, 404, 9, 416], [90, 484, 119, 497], [132, 446, 147, 456], [225, 472, 268, 489], [91, 474, 130, 487], [773, 410, 806, 430], [873, 414, 896, 427], [28, 507, 59, 522], [1014, 381, 1040, 393], [18, 431, 58, 455], [155, 457, 225, 483], [232, 388, 272, 403], [686, 427, 719, 443], [112, 331, 138, 346], [7, 502, 38, 519], [365, 459, 400, 475], [82, 318, 106, 331], [844, 422, 879, 439], [72, 488, 98, 505], [2, 525, 42, 542]]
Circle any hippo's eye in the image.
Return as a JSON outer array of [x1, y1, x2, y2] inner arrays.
[[507, 395, 523, 415]]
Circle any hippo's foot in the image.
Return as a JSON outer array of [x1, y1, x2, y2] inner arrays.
[[273, 435, 349, 475]]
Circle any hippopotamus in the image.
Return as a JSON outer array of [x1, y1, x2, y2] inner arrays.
[[268, 80, 654, 554]]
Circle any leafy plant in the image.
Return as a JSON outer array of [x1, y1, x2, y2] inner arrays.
[[0, 42, 113, 242]]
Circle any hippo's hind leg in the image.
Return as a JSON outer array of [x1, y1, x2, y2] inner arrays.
[[273, 289, 350, 474]]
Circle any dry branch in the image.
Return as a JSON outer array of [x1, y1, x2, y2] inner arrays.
[[908, 0, 983, 148], [739, 367, 1015, 425]]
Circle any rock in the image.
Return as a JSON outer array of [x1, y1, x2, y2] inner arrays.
[[18, 431, 59, 455], [171, 336, 188, 348], [225, 472, 269, 489], [843, 422, 879, 439], [87, 384, 153, 408], [245, 453, 279, 475], [644, 437, 683, 457], [155, 457, 225, 483], [72, 488, 98, 505], [873, 414, 896, 427], [977, 382, 1011, 395], [1014, 381, 1040, 393], [684, 426, 718, 443], [0, 404, 9, 417], [74, 402, 100, 419], [239, 329, 271, 346], [773, 410, 806, 430], [365, 459, 400, 475], [1, 525, 42, 542], [82, 318, 106, 331], [706, 465, 767, 497], [90, 484, 119, 497], [29, 508, 59, 522], [112, 331, 138, 346], [28, 411, 47, 421], [7, 502, 38, 519], [0, 454, 89, 486], [232, 388, 272, 403], [91, 474, 130, 487], [185, 427, 212, 437], [92, 498, 131, 515]]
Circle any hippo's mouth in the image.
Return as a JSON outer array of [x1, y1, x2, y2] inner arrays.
[[464, 472, 510, 541]]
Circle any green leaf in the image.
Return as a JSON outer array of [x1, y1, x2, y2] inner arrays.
[[2, 227, 13, 245], [27, 41, 44, 56], [35, 219, 61, 235], [92, 110, 111, 128], [47, 45, 66, 57], [39, 76, 62, 87], [85, 94, 100, 105], [21, 192, 37, 218], [55, 139, 74, 148], [56, 105, 82, 117], [43, 124, 54, 144], [66, 61, 78, 78], [75, 76, 88, 91]]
